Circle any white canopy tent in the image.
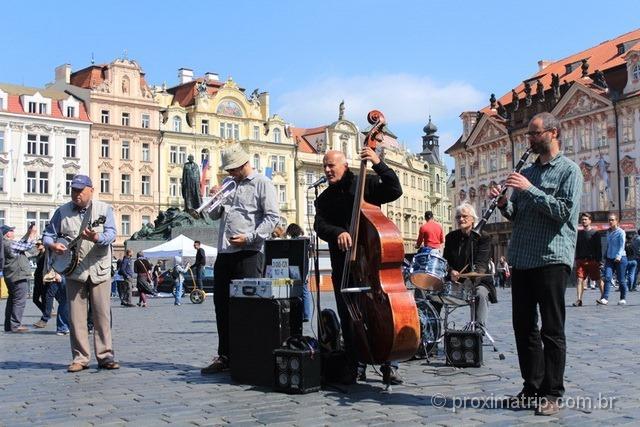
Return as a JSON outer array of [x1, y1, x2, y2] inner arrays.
[[142, 234, 217, 259]]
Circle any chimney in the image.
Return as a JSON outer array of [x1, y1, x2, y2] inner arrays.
[[55, 64, 71, 84], [204, 72, 219, 82], [178, 68, 193, 84], [537, 60, 553, 72]]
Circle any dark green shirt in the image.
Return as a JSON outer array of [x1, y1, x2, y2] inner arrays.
[[500, 152, 583, 269]]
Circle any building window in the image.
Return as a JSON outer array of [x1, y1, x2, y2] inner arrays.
[[39, 135, 49, 156], [142, 215, 151, 226], [121, 174, 131, 195], [306, 172, 314, 185], [306, 199, 315, 216], [38, 212, 49, 231], [27, 134, 37, 155], [65, 138, 76, 158], [253, 125, 260, 140], [169, 177, 178, 197], [39, 172, 49, 193], [101, 110, 109, 124], [39, 103, 47, 114], [100, 173, 110, 193], [28, 102, 37, 113], [27, 211, 37, 229], [270, 155, 286, 173], [220, 122, 239, 139], [141, 176, 150, 195], [274, 128, 281, 143], [26, 134, 47, 156], [26, 171, 37, 193], [65, 173, 74, 195], [121, 215, 130, 236], [178, 147, 187, 164], [411, 176, 416, 188], [101, 139, 110, 157], [0, 169, 3, 192], [201, 119, 209, 135], [277, 184, 286, 205], [436, 174, 441, 193], [634, 63, 640, 81], [0, 210, 5, 226], [622, 115, 633, 143], [122, 112, 130, 126], [121, 141, 130, 160], [252, 154, 261, 171], [169, 146, 178, 164], [66, 106, 75, 117], [200, 149, 209, 164], [142, 143, 150, 162], [489, 157, 497, 172], [141, 114, 150, 129], [173, 116, 182, 132], [0, 130, 4, 152]]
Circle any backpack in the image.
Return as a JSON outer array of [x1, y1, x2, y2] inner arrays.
[[171, 266, 181, 280]]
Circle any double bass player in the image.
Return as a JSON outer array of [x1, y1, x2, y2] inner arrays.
[[314, 147, 404, 384]]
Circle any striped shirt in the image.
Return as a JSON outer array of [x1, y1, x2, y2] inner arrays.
[[500, 152, 583, 269]]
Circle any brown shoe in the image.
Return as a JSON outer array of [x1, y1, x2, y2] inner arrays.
[[98, 361, 120, 370], [67, 363, 89, 373], [11, 326, 30, 333], [535, 399, 560, 416], [33, 320, 47, 328], [201, 356, 229, 375]]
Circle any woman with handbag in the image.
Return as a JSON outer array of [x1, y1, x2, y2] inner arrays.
[[134, 252, 154, 307]]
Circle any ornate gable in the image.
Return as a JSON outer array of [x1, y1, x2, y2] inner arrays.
[[553, 83, 611, 119], [466, 115, 508, 148]]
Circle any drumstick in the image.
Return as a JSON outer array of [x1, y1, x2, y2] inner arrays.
[[458, 264, 470, 275]]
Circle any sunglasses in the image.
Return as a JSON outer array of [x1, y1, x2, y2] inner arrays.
[[525, 128, 554, 137]]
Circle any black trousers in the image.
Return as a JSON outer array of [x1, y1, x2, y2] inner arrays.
[[511, 264, 569, 399], [213, 251, 263, 358]]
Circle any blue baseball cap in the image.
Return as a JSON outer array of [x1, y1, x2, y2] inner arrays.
[[1, 225, 15, 235], [71, 175, 93, 190]]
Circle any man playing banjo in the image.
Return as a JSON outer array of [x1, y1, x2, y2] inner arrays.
[[43, 175, 119, 372]]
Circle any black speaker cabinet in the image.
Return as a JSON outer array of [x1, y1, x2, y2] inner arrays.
[[445, 330, 483, 367], [274, 348, 321, 394], [264, 238, 310, 280], [229, 298, 303, 387]]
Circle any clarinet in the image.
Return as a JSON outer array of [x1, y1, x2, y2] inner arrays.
[[473, 148, 533, 234]]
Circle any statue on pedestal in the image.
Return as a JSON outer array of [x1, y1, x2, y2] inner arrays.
[[182, 154, 202, 213]]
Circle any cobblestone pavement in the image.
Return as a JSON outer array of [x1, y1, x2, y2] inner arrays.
[[1, 286, 639, 426]]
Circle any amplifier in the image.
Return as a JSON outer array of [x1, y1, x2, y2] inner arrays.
[[230, 298, 303, 387], [445, 330, 483, 367], [230, 278, 302, 299], [274, 348, 321, 394]]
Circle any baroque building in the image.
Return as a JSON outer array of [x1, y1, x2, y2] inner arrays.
[[51, 59, 162, 250], [446, 29, 640, 258], [0, 83, 90, 234]]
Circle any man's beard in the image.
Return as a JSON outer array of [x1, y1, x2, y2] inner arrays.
[[530, 139, 551, 155]]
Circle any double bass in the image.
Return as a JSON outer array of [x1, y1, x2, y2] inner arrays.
[[340, 110, 420, 365]]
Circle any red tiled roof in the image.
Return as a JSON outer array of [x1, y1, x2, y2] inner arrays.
[[168, 78, 223, 107], [290, 126, 327, 153], [0, 84, 90, 122], [70, 65, 108, 89], [485, 28, 640, 112]]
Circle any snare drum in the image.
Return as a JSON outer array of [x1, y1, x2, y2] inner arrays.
[[429, 281, 471, 306], [410, 253, 448, 291]]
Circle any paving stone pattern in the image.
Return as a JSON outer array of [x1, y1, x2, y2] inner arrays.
[[1, 287, 638, 426]]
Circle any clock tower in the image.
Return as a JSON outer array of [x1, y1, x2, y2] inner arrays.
[[419, 115, 441, 164]]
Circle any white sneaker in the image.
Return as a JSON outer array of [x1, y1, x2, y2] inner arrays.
[[618, 299, 627, 305], [596, 298, 608, 305]]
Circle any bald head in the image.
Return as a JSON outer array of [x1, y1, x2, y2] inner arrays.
[[323, 150, 349, 185]]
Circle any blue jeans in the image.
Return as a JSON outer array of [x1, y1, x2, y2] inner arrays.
[[302, 280, 312, 321], [626, 259, 638, 290], [174, 279, 183, 304], [42, 279, 70, 333], [603, 257, 628, 300]]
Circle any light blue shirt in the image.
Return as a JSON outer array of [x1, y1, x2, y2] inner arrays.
[[43, 201, 117, 247], [606, 227, 626, 260]]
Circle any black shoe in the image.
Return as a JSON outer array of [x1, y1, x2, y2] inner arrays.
[[381, 365, 403, 385], [507, 389, 540, 409]]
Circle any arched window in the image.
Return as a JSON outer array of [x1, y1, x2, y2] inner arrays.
[[274, 128, 281, 143], [173, 116, 182, 132], [252, 153, 261, 171], [634, 63, 640, 81]]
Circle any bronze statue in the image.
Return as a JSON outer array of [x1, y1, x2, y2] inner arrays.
[[182, 154, 202, 212], [339, 100, 345, 120]]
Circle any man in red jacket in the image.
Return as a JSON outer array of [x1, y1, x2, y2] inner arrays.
[[415, 211, 444, 252]]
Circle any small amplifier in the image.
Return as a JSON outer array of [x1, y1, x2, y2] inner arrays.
[[230, 278, 302, 299], [274, 347, 321, 394], [444, 330, 483, 367]]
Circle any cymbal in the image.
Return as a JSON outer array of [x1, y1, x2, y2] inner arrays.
[[458, 272, 493, 279]]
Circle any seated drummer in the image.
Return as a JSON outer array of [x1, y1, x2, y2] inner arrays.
[[443, 202, 497, 327]]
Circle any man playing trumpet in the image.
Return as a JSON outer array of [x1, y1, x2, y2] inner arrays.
[[200, 144, 280, 374]]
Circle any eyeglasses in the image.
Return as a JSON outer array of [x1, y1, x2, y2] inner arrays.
[[525, 128, 554, 137], [455, 214, 471, 219]]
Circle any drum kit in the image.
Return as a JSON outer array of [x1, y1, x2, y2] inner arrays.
[[403, 252, 501, 360]]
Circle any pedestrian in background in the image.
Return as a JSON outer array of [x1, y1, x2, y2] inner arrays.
[[598, 213, 628, 306], [134, 252, 154, 307], [3, 224, 38, 333], [172, 256, 189, 306], [119, 250, 135, 307]]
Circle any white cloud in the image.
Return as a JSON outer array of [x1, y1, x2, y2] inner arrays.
[[273, 73, 484, 130]]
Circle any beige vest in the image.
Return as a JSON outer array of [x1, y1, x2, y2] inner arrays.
[[58, 200, 112, 283]]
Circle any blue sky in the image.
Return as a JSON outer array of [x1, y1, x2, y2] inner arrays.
[[2, 1, 638, 172]]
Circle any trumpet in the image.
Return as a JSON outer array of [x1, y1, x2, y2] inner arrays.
[[195, 177, 237, 216]]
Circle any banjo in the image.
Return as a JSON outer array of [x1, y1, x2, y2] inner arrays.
[[50, 215, 107, 275]]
